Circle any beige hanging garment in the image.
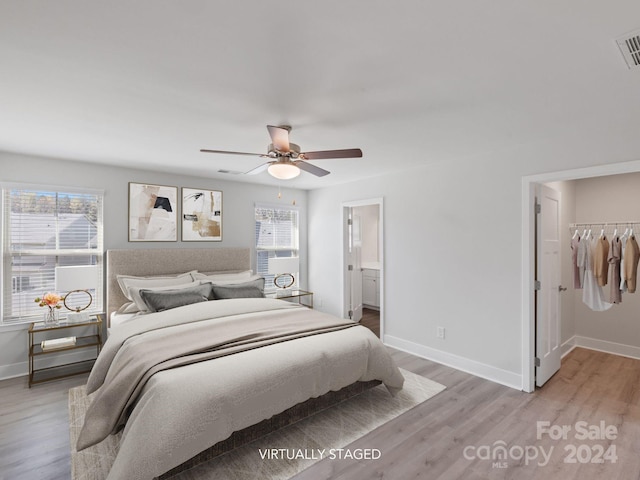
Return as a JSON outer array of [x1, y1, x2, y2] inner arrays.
[[594, 236, 609, 287], [624, 236, 640, 293]]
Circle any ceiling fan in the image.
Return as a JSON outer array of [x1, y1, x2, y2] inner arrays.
[[200, 125, 363, 180]]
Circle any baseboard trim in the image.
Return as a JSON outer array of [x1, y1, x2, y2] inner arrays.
[[384, 335, 522, 391], [572, 335, 640, 361], [561, 336, 577, 358], [0, 362, 28, 381]]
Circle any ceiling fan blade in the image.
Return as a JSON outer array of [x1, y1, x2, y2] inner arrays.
[[295, 160, 330, 177], [200, 149, 264, 156], [245, 162, 272, 175], [266, 125, 291, 153], [300, 148, 363, 160]]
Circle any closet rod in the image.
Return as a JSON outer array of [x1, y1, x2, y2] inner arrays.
[[568, 221, 640, 228]]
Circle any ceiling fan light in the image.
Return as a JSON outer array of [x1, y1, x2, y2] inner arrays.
[[268, 163, 300, 180]]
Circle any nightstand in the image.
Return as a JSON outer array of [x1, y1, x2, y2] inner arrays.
[[266, 289, 313, 308], [28, 314, 103, 387]]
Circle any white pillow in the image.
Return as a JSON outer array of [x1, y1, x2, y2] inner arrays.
[[110, 308, 145, 328], [191, 270, 254, 282], [196, 274, 263, 287], [117, 271, 197, 301], [129, 280, 204, 312], [115, 302, 140, 315]]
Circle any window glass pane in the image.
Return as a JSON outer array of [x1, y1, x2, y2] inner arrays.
[[9, 191, 99, 251], [255, 207, 298, 250]]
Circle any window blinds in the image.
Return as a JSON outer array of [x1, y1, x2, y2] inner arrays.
[[2, 186, 104, 323], [255, 204, 299, 292]]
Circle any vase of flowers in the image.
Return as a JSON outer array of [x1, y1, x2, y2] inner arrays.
[[35, 293, 63, 326]]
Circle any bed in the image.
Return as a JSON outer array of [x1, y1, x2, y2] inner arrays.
[[78, 248, 404, 480]]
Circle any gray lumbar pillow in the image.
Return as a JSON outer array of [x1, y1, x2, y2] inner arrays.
[[211, 278, 265, 300], [139, 283, 214, 312]]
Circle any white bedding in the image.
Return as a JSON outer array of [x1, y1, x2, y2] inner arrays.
[[85, 299, 404, 480], [109, 311, 140, 329]]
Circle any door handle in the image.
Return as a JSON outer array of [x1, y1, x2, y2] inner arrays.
[[558, 285, 567, 292]]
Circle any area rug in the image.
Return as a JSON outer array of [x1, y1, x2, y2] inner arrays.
[[69, 369, 445, 480]]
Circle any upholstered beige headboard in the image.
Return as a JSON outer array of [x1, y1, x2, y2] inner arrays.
[[106, 248, 251, 322]]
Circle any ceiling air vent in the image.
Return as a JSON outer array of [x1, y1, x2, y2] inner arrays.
[[616, 29, 640, 69]]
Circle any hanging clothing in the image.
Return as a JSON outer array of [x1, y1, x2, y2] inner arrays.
[[607, 236, 622, 304], [624, 236, 640, 293], [593, 236, 609, 287], [577, 237, 589, 289], [571, 236, 582, 289], [619, 233, 628, 293], [582, 237, 613, 311]]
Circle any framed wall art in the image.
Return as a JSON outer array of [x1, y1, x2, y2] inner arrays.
[[181, 187, 223, 241], [128, 182, 178, 242]]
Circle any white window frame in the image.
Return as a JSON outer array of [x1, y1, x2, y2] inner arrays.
[[1, 182, 104, 324], [255, 203, 299, 294]]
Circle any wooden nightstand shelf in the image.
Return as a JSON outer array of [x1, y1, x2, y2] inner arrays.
[[28, 314, 103, 387]]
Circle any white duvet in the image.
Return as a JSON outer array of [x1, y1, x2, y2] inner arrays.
[[82, 298, 404, 480]]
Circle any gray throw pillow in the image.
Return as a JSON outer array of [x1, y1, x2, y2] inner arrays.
[[212, 281, 265, 300], [139, 283, 214, 312]]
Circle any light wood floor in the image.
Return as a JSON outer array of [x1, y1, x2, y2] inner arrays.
[[295, 347, 640, 480], [360, 308, 380, 337], [2, 347, 639, 480], [0, 373, 87, 480]]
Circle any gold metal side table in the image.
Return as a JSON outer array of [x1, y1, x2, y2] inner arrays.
[[28, 314, 103, 387]]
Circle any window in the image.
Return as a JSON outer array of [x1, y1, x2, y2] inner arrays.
[[255, 204, 299, 293], [2, 185, 104, 323]]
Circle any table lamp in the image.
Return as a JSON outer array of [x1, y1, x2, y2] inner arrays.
[[268, 257, 299, 290], [55, 265, 98, 323]]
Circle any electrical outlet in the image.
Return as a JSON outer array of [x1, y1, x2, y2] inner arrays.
[[437, 326, 445, 339]]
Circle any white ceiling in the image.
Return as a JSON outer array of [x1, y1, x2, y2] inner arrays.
[[1, 1, 640, 189]]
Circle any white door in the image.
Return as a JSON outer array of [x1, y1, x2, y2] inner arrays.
[[345, 207, 363, 322], [535, 184, 562, 387]]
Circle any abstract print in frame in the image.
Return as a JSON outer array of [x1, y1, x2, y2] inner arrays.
[[128, 182, 178, 241], [182, 187, 222, 241]]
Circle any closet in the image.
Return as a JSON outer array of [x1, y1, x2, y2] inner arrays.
[[548, 173, 640, 360]]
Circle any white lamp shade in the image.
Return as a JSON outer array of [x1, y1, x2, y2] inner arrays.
[[268, 257, 300, 275], [55, 265, 99, 291], [268, 163, 300, 180]]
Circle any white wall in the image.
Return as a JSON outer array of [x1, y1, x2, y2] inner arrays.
[[571, 173, 640, 353], [309, 138, 640, 390], [5, 147, 640, 387], [309, 156, 524, 388], [0, 151, 307, 379]]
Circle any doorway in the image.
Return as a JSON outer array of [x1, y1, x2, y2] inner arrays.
[[522, 159, 640, 392], [342, 198, 384, 339]]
